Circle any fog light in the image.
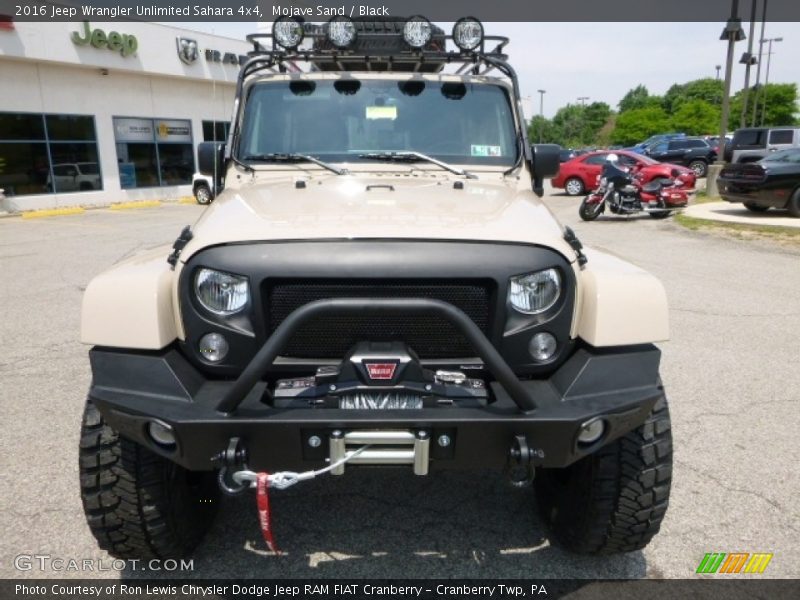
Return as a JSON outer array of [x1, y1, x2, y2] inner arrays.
[[529, 332, 557, 361], [148, 421, 176, 447], [272, 16, 305, 50], [452, 17, 484, 51], [199, 332, 229, 362], [326, 16, 356, 48], [403, 16, 433, 48], [577, 419, 605, 445]]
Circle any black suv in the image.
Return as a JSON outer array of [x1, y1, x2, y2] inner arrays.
[[645, 137, 717, 177]]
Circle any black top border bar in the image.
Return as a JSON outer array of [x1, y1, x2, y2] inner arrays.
[[2, 0, 800, 22]]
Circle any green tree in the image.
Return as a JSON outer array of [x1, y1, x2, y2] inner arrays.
[[663, 78, 723, 114], [730, 83, 799, 127], [611, 107, 671, 146], [670, 99, 720, 135], [618, 85, 662, 113]]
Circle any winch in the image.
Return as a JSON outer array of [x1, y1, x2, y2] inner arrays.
[[272, 341, 488, 408]]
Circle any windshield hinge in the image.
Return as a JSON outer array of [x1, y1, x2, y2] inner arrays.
[[563, 226, 588, 267], [167, 225, 193, 268]]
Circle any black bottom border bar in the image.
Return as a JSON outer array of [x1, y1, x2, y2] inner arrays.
[[3, 579, 800, 600]]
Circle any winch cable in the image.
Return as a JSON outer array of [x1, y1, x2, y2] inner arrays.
[[225, 445, 371, 554]]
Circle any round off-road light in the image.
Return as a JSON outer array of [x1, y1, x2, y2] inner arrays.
[[452, 17, 483, 51], [326, 16, 356, 48], [272, 16, 304, 50], [577, 419, 605, 445], [403, 16, 433, 48], [199, 332, 229, 363], [148, 421, 176, 447], [529, 332, 557, 361]]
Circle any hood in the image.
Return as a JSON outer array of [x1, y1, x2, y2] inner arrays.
[[179, 172, 576, 263]]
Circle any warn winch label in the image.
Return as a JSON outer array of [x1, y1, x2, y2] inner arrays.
[[365, 363, 397, 380]]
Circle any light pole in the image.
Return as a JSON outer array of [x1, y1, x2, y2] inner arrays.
[[750, 0, 768, 126], [577, 96, 589, 107], [759, 36, 782, 125], [715, 65, 722, 79], [708, 0, 745, 197], [537, 89, 546, 143], [739, 0, 759, 127]]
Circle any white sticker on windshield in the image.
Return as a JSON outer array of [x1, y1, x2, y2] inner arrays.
[[366, 105, 398, 120], [471, 145, 502, 157]]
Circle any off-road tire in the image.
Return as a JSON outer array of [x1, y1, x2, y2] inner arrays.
[[786, 189, 800, 218], [579, 197, 602, 221], [534, 394, 672, 554], [743, 202, 769, 213], [79, 401, 219, 559]]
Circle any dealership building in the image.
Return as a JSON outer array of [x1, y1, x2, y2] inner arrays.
[[0, 20, 251, 212]]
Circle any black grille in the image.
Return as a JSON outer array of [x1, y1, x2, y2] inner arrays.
[[266, 280, 493, 359]]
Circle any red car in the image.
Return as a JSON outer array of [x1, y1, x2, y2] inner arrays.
[[552, 150, 696, 196]]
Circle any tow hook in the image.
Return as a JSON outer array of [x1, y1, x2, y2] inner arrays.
[[507, 434, 540, 488], [212, 437, 251, 495]]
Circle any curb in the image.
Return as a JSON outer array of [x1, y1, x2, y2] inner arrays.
[[20, 207, 86, 219], [109, 200, 163, 211]]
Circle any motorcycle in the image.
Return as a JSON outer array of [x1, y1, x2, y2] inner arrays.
[[578, 162, 689, 222]]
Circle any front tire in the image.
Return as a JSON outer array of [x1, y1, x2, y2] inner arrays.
[[79, 402, 219, 559], [565, 177, 585, 196], [579, 197, 602, 221], [743, 202, 769, 213], [534, 394, 672, 554], [194, 185, 212, 205]]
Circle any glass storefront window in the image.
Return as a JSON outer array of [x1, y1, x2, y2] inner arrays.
[[0, 112, 100, 196], [202, 120, 230, 142], [113, 117, 194, 188]]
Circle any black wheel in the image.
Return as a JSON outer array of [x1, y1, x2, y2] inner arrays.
[[743, 202, 769, 213], [649, 209, 672, 220], [785, 189, 800, 218], [79, 401, 219, 559], [565, 177, 585, 196], [688, 160, 707, 178], [579, 197, 602, 221], [534, 394, 672, 554], [194, 185, 212, 205]]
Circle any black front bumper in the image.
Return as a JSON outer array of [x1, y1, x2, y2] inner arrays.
[[89, 337, 663, 473]]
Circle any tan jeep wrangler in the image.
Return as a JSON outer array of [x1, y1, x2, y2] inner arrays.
[[79, 17, 672, 559]]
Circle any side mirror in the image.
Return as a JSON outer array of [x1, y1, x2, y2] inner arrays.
[[530, 144, 561, 196], [198, 141, 226, 180]]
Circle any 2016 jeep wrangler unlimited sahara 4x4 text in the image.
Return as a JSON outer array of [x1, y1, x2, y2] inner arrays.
[[79, 17, 672, 559]]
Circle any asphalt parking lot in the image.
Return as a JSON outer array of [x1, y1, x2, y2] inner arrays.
[[1, 190, 798, 580]]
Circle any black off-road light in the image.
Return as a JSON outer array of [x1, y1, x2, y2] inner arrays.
[[326, 16, 357, 49], [403, 16, 433, 49], [452, 17, 484, 52], [272, 16, 304, 50]]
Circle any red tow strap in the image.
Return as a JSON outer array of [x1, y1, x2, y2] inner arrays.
[[256, 472, 280, 553]]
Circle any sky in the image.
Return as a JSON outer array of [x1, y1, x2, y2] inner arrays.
[[179, 21, 799, 119]]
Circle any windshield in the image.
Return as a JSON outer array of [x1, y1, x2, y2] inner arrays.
[[237, 79, 519, 167]]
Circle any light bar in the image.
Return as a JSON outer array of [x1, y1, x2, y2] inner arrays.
[[403, 16, 433, 49], [452, 17, 484, 51], [272, 16, 304, 50]]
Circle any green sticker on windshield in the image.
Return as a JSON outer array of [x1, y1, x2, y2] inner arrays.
[[471, 144, 502, 157], [366, 105, 397, 120]]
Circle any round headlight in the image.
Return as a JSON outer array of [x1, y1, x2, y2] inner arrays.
[[194, 268, 249, 315], [326, 16, 356, 49], [199, 332, 229, 363], [403, 16, 433, 48], [452, 17, 483, 51], [509, 268, 561, 314], [272, 16, 305, 50]]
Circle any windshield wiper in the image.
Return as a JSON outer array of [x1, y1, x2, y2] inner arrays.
[[358, 151, 477, 179], [240, 153, 347, 175]]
